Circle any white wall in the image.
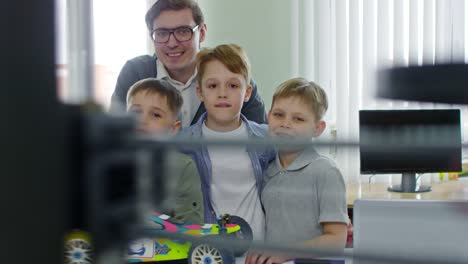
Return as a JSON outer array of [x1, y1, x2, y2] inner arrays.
[[198, 0, 296, 110]]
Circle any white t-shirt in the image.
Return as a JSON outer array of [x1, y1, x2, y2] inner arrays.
[[202, 121, 265, 241], [156, 60, 200, 127]]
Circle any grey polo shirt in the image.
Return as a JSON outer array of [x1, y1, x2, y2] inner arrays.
[[262, 147, 348, 244]]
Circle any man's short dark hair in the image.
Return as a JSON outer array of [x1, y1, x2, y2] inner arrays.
[[145, 0, 205, 32]]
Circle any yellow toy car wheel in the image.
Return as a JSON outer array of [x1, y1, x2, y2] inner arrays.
[[64, 230, 93, 264]]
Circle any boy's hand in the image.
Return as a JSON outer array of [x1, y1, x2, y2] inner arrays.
[[346, 217, 353, 247], [245, 250, 291, 264]]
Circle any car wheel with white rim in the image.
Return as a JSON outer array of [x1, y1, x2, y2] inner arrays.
[[188, 243, 234, 264], [64, 230, 93, 264]]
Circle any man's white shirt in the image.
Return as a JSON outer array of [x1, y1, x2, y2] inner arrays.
[[156, 60, 200, 127]]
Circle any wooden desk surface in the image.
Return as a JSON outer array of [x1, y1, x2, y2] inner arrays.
[[346, 181, 468, 207]]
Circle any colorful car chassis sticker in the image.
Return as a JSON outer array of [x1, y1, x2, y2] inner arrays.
[[128, 239, 155, 259]]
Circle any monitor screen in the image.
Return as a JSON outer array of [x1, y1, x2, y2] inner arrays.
[[359, 109, 462, 175]]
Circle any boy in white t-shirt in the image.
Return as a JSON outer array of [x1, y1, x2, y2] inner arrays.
[[180, 44, 274, 241]]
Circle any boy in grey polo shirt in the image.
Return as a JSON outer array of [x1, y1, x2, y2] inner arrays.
[[246, 78, 348, 264]]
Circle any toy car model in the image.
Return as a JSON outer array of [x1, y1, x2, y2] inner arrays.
[[64, 212, 252, 264], [127, 212, 252, 264]]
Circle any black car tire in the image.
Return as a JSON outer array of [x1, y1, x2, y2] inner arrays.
[[228, 215, 253, 256]]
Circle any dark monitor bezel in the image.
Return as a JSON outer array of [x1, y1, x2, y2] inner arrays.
[[359, 109, 462, 175]]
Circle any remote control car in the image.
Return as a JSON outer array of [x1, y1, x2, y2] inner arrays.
[[65, 213, 252, 264], [127, 212, 252, 264]]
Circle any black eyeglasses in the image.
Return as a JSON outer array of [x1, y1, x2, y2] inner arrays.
[[151, 25, 199, 43]]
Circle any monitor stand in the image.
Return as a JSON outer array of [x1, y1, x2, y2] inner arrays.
[[387, 173, 432, 193]]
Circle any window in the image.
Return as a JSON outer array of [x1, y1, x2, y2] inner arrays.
[[56, 0, 149, 108], [299, 0, 468, 182]]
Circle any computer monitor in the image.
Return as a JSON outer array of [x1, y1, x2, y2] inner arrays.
[[359, 109, 462, 193]]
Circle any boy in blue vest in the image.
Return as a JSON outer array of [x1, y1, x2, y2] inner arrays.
[[180, 44, 274, 241]]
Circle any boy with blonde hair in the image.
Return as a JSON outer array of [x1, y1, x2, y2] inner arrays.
[[180, 44, 274, 241], [246, 78, 348, 264], [127, 78, 203, 223]]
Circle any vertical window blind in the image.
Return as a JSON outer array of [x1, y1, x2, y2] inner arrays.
[[299, 0, 467, 182]]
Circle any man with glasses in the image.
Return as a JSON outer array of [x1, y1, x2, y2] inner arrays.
[[110, 0, 267, 127]]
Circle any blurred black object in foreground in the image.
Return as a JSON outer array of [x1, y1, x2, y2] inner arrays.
[[1, 1, 65, 264], [378, 64, 468, 104]]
